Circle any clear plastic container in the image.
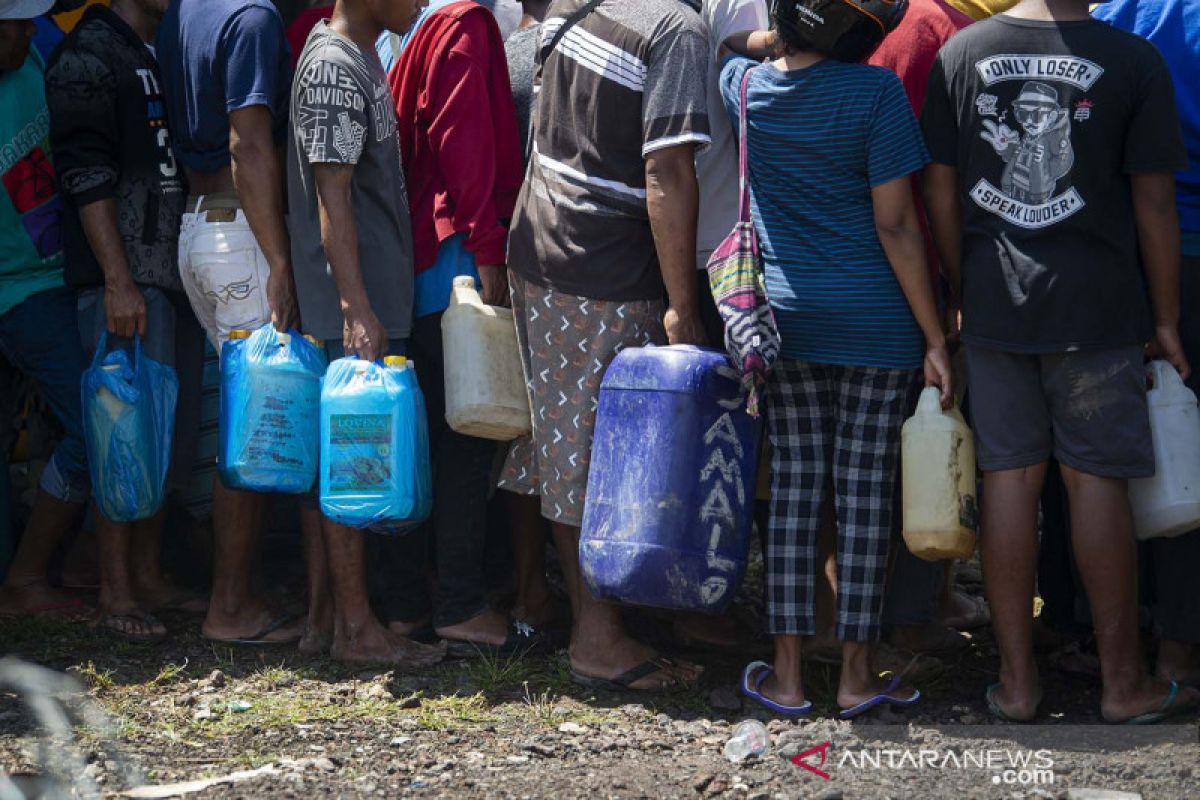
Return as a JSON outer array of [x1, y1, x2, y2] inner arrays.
[[1130, 360, 1200, 539], [724, 719, 770, 763]]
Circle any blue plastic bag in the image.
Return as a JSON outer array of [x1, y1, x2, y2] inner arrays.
[[81, 332, 178, 522], [219, 325, 326, 493], [319, 357, 431, 530]]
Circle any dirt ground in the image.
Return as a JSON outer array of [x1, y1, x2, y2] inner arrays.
[[1, 555, 1197, 800]]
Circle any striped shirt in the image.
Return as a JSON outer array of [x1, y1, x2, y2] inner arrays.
[[720, 56, 930, 369], [507, 0, 711, 301]]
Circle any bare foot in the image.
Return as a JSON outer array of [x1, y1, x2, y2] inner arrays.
[[1101, 676, 1200, 723], [837, 672, 919, 711], [436, 608, 511, 647], [570, 637, 702, 691], [135, 576, 208, 615], [673, 610, 749, 649], [94, 603, 167, 643], [202, 607, 305, 644], [986, 681, 1041, 722], [0, 579, 95, 622], [388, 617, 431, 637], [747, 663, 807, 708], [512, 596, 570, 630], [939, 590, 990, 631], [330, 625, 445, 668]]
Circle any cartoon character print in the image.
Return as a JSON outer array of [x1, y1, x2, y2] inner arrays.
[[980, 81, 1074, 205]]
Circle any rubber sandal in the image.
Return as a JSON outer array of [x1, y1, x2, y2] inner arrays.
[[570, 658, 678, 692], [837, 671, 921, 720], [739, 660, 812, 716], [93, 610, 167, 644], [444, 619, 546, 659], [985, 682, 1041, 723], [206, 613, 303, 646], [1106, 681, 1200, 725]]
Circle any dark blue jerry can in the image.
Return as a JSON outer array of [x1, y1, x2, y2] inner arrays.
[[580, 345, 761, 614]]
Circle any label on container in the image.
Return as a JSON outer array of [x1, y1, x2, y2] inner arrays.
[[328, 413, 392, 492], [241, 375, 316, 472]]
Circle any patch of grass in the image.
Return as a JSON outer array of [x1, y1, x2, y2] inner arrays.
[[151, 660, 189, 687], [69, 661, 115, 691], [520, 682, 561, 725], [464, 651, 535, 694], [252, 663, 293, 688], [413, 692, 494, 730]]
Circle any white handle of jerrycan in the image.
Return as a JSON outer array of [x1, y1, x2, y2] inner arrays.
[[1147, 359, 1190, 401], [916, 385, 949, 415]]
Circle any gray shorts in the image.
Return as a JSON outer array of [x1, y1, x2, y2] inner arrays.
[[964, 345, 1153, 478]]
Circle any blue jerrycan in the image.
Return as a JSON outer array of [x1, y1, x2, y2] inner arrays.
[[81, 332, 178, 522], [218, 325, 327, 493], [580, 345, 761, 613], [319, 356, 432, 529]]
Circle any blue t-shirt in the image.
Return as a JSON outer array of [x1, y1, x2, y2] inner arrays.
[[1094, 0, 1200, 243], [719, 57, 929, 369], [155, 0, 291, 174]]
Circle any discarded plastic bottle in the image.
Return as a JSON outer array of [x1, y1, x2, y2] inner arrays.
[[1130, 360, 1200, 539], [724, 719, 770, 763]]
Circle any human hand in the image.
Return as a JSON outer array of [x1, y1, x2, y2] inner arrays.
[[105, 279, 146, 338], [980, 119, 1019, 155], [267, 266, 300, 332], [663, 306, 706, 346], [478, 265, 509, 307], [1149, 322, 1191, 381], [924, 343, 954, 409], [343, 304, 387, 363]]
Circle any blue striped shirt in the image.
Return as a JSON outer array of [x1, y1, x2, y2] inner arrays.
[[720, 56, 929, 369]]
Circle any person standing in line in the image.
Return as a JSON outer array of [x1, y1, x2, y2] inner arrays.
[[156, 0, 314, 646], [46, 0, 206, 641], [922, 0, 1200, 722], [1094, 0, 1200, 692], [500, 0, 711, 691], [286, 0, 444, 667], [0, 0, 93, 624]]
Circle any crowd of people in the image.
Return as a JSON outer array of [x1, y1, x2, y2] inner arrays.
[[0, 0, 1198, 725]]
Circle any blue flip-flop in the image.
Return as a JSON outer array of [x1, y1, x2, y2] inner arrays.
[[837, 671, 921, 720], [739, 660, 813, 717]]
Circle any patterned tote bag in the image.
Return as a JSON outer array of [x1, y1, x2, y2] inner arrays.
[[706, 66, 781, 417]]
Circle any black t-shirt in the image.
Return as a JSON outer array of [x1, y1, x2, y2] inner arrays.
[[922, 15, 1188, 353]]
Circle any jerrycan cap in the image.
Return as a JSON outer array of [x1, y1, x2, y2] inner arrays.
[[452, 276, 476, 289], [384, 355, 407, 368], [303, 334, 321, 347], [227, 329, 251, 341]]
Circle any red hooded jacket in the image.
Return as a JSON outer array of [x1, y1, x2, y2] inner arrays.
[[388, 2, 523, 274]]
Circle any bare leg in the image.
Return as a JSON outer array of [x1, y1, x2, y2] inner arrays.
[[201, 477, 300, 642], [1059, 466, 1200, 720], [129, 508, 206, 613], [837, 640, 917, 708], [505, 490, 562, 625], [95, 512, 164, 639], [299, 506, 333, 654], [555, 522, 699, 689], [0, 491, 87, 616], [753, 634, 805, 706], [980, 464, 1047, 721], [322, 517, 443, 667]]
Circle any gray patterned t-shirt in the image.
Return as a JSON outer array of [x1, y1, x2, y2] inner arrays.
[[287, 20, 414, 341]]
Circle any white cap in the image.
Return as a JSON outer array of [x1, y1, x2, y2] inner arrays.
[[0, 0, 55, 20]]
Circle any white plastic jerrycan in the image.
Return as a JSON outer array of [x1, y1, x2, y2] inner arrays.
[[441, 276, 532, 440], [901, 387, 978, 561], [1129, 360, 1200, 540]]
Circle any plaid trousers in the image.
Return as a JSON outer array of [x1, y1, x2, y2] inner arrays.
[[765, 359, 917, 641]]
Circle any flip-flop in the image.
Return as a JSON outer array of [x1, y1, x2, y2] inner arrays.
[[837, 671, 921, 720], [206, 613, 303, 646], [739, 660, 812, 716], [2, 598, 97, 624], [571, 658, 679, 692], [1107, 681, 1200, 725], [93, 610, 167, 644], [986, 682, 1042, 723], [443, 619, 546, 659]]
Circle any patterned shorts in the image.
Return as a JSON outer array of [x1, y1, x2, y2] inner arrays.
[[498, 271, 665, 527]]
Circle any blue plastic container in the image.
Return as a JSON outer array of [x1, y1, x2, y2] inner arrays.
[[82, 333, 178, 522], [580, 345, 761, 614], [319, 356, 432, 530], [218, 325, 326, 494]]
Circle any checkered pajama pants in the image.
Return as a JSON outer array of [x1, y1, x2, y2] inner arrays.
[[765, 359, 918, 642]]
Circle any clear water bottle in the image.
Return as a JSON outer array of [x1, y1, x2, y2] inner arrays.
[[723, 719, 770, 762]]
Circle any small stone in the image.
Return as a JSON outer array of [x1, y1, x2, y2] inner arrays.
[[505, 755, 529, 764], [207, 669, 226, 688], [708, 686, 742, 711], [390, 737, 412, 746], [747, 793, 770, 800], [620, 703, 647, 717], [523, 741, 556, 758], [558, 722, 586, 735], [275, 673, 295, 688], [813, 790, 844, 800], [1065, 791, 1143, 800], [398, 693, 421, 710], [705, 775, 730, 796], [692, 771, 716, 792], [360, 683, 391, 701], [312, 757, 338, 773]]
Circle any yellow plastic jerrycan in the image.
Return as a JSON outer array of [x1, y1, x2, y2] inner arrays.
[[441, 276, 532, 440], [901, 387, 978, 561], [1129, 360, 1200, 540]]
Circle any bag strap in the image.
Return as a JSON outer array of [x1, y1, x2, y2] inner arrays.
[[546, 0, 607, 56], [737, 67, 755, 224]]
